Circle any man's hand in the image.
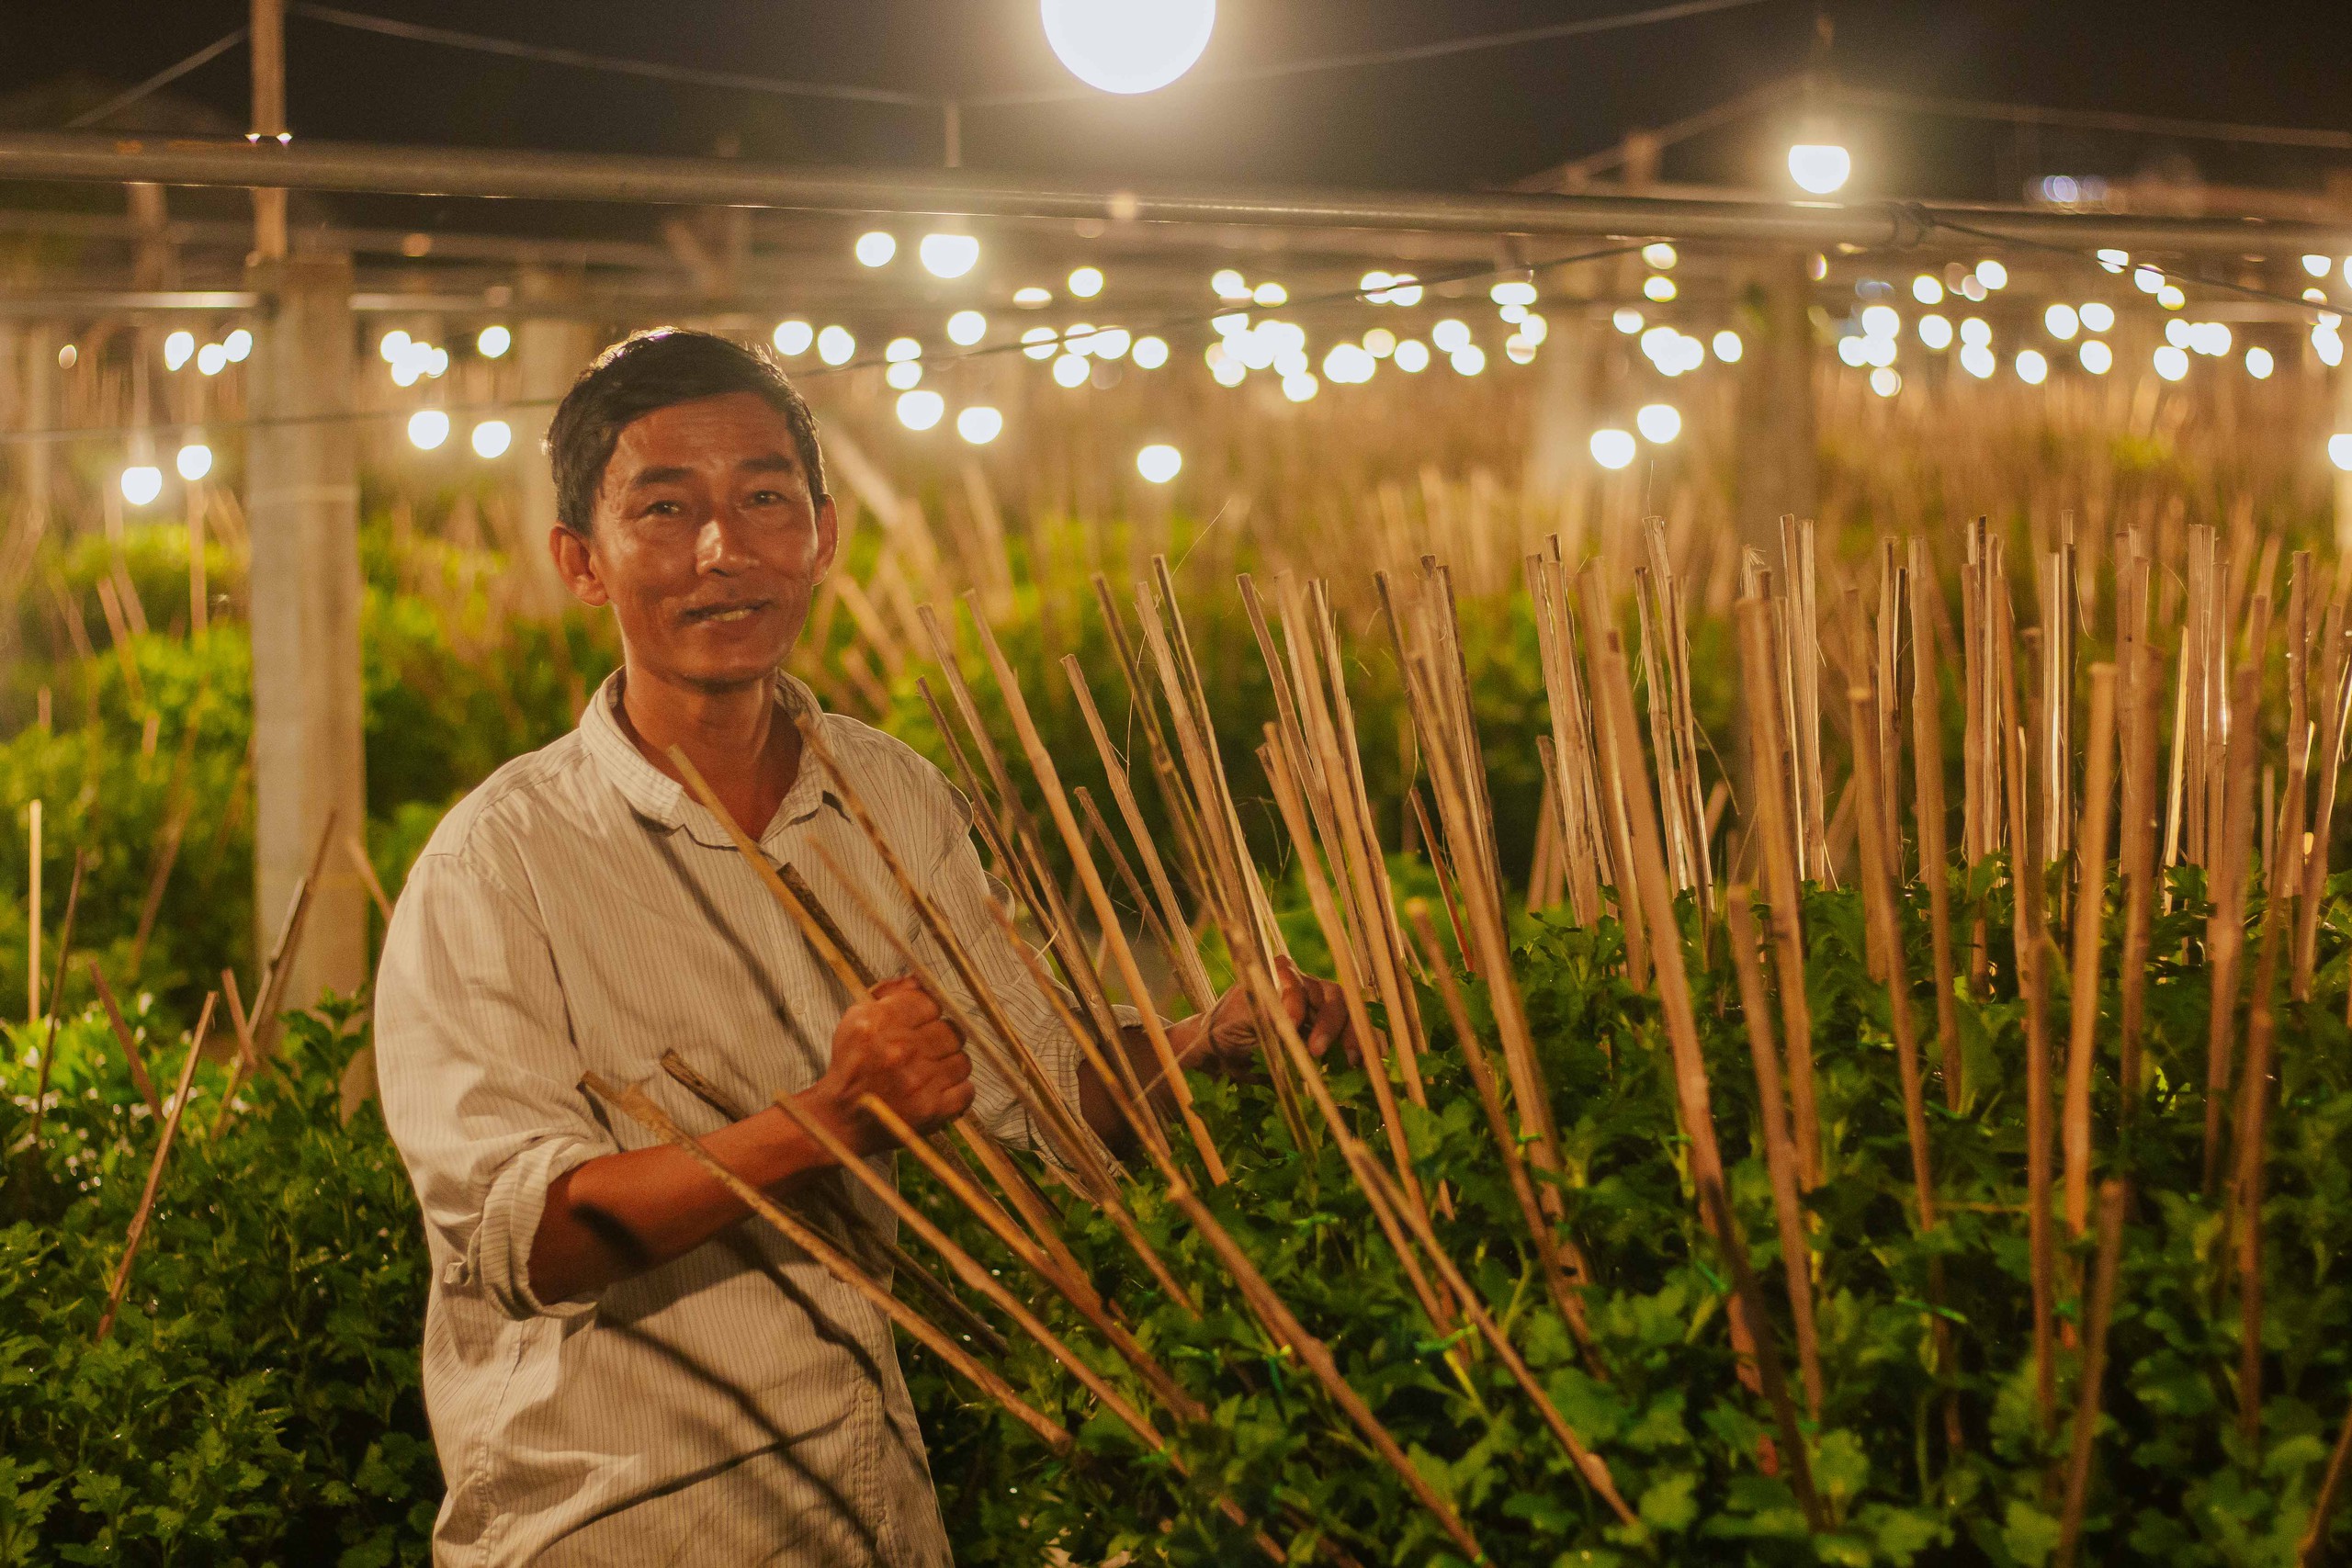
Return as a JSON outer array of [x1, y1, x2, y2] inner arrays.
[[800, 976, 974, 1156], [1177, 956, 1363, 1077]]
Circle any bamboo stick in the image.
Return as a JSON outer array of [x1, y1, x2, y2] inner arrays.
[[2297, 613, 2351, 998], [2064, 667, 2117, 1239], [2302, 1394, 2352, 1565], [582, 1072, 1073, 1454], [1572, 564, 1654, 983], [2055, 1179, 2130, 1568], [2118, 553, 2163, 1115], [1909, 539, 1962, 1106], [1736, 598, 1822, 1188], [24, 848, 85, 1158], [1724, 888, 1826, 1414], [87, 961, 162, 1118], [2202, 665, 2262, 1196], [96, 993, 219, 1342]]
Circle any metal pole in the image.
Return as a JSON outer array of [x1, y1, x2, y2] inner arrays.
[[249, 0, 288, 260], [0, 131, 2344, 253]]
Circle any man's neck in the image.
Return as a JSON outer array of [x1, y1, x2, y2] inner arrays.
[[616, 660, 801, 837]]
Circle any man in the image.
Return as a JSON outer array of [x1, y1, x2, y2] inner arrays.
[[377, 328, 1355, 1566]]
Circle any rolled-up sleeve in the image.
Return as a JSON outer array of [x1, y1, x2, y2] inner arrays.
[[376, 847, 613, 1321]]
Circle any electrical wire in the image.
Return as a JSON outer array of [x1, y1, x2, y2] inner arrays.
[[63, 28, 249, 130]]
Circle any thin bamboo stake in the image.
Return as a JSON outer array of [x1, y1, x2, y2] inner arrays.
[[1736, 598, 1822, 1188], [1572, 564, 1653, 983], [2233, 725, 2301, 1446], [2302, 1394, 2352, 1565], [24, 848, 85, 1158], [96, 993, 219, 1341], [87, 962, 162, 1118], [2202, 665, 2262, 1196], [2055, 1179, 2130, 1568], [582, 1072, 1073, 1454], [1910, 539, 1962, 1106], [1725, 889, 1826, 1415], [2118, 555, 2163, 1114], [2297, 615, 2351, 998], [2064, 667, 2117, 1239]]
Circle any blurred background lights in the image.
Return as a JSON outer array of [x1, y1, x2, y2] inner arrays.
[[1786, 142, 1850, 195], [2314, 322, 2346, 367], [854, 231, 897, 266], [1053, 353, 1090, 387], [196, 343, 229, 376], [1213, 268, 1250, 299], [2303, 255, 2333, 278], [470, 420, 512, 458], [773, 320, 813, 355], [885, 336, 922, 362], [2079, 301, 2115, 333], [1869, 367, 1902, 398], [1363, 328, 1396, 358], [1430, 319, 1471, 353], [1013, 287, 1053, 308], [2246, 346, 2275, 379], [2154, 344, 2189, 380], [1251, 281, 1287, 306], [1974, 259, 2008, 290], [164, 330, 195, 370], [2157, 284, 2186, 310], [816, 325, 856, 365], [1712, 330, 1743, 362], [918, 233, 980, 278], [1092, 326, 1132, 360], [1612, 308, 1644, 333], [223, 328, 251, 362], [1281, 372, 1318, 401], [379, 329, 410, 363], [476, 324, 512, 358], [956, 405, 1003, 445], [896, 389, 945, 430], [406, 410, 450, 449], [1489, 280, 1537, 307], [175, 443, 212, 481], [1589, 428, 1636, 469], [1635, 402, 1680, 443], [119, 465, 163, 505], [2016, 349, 2049, 385], [1960, 316, 1992, 346], [1643, 276, 1677, 301], [1023, 326, 1059, 359], [1392, 339, 1430, 373], [1136, 442, 1183, 482], [1450, 344, 1487, 376], [1960, 343, 1996, 378], [2132, 265, 2165, 294], [1642, 243, 1678, 269], [1131, 334, 1168, 369], [2331, 434, 2352, 472], [2097, 248, 2130, 273], [1505, 335, 1537, 364], [2079, 339, 2113, 374], [1919, 314, 1954, 349], [946, 310, 988, 345], [1041, 0, 1216, 95], [1912, 275, 1943, 304], [1323, 343, 1375, 383], [2044, 303, 2080, 340], [1520, 315, 1548, 344], [1067, 265, 1104, 299], [1860, 305, 1900, 339], [887, 361, 922, 389]]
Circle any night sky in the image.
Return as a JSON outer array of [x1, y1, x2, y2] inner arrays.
[[3, 1, 2349, 206]]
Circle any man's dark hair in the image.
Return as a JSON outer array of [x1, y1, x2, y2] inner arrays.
[[545, 327, 827, 532]]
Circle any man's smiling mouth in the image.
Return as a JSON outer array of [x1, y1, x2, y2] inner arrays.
[[684, 600, 769, 625]]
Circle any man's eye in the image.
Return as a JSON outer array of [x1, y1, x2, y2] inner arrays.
[[748, 489, 786, 505], [643, 499, 684, 517]]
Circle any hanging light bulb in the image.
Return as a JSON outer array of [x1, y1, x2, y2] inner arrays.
[[119, 465, 163, 505], [1787, 141, 1851, 196], [1040, 0, 1216, 95]]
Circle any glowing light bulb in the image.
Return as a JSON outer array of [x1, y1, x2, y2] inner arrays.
[[2079, 339, 2113, 374], [897, 389, 945, 431], [1643, 243, 1678, 269], [1918, 314, 1953, 350], [1635, 403, 1680, 443], [1393, 339, 1430, 372], [2331, 434, 2352, 472], [119, 465, 162, 505], [175, 443, 212, 481], [1613, 308, 1644, 334], [956, 405, 1003, 445], [886, 337, 922, 363], [886, 362, 922, 390], [1041, 0, 1216, 94], [1281, 372, 1317, 401], [471, 419, 513, 458], [1860, 305, 1900, 339], [2079, 301, 2115, 333], [1589, 428, 1636, 469], [471, 324, 510, 359], [774, 320, 813, 355], [379, 330, 411, 364], [2016, 349, 2049, 385], [1322, 343, 1375, 383], [164, 331, 195, 370], [855, 231, 897, 267], [1960, 343, 1996, 379], [816, 326, 855, 366], [947, 310, 988, 345], [1131, 334, 1169, 369], [407, 410, 450, 450], [1013, 287, 1053, 308], [1643, 276, 1677, 302], [1912, 275, 1943, 305], [1712, 329, 1743, 362], [1067, 265, 1104, 299], [1136, 442, 1183, 481], [1869, 367, 1902, 398], [222, 328, 252, 362], [2304, 255, 2334, 278], [1787, 142, 1851, 195], [196, 343, 228, 376], [1252, 281, 1287, 306], [1975, 259, 2008, 290], [1022, 327, 1059, 360], [1430, 319, 1471, 353], [2153, 344, 2188, 381], [2157, 284, 2186, 310], [1489, 281, 1537, 307], [1052, 353, 1090, 388], [2245, 346, 2274, 379], [918, 233, 980, 278], [1450, 344, 1486, 376], [1213, 269, 1250, 299], [1092, 327, 1131, 360]]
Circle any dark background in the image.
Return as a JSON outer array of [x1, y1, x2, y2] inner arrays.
[[2, 1, 2347, 201]]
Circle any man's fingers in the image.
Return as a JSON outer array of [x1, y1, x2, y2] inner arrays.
[[913, 1020, 966, 1060], [1306, 987, 1347, 1058]]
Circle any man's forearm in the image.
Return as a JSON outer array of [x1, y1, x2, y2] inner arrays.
[[528, 1086, 851, 1305], [1076, 1015, 1205, 1152]]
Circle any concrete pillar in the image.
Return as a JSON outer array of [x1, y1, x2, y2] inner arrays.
[[514, 265, 592, 615], [1522, 309, 1596, 506], [19, 326, 52, 533], [2336, 360, 2352, 555], [245, 252, 367, 1005], [1734, 252, 1819, 562]]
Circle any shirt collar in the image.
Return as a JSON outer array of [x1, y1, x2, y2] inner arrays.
[[579, 668, 836, 850]]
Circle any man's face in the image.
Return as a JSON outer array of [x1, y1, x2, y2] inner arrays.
[[553, 391, 838, 693]]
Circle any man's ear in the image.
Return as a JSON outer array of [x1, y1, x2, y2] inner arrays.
[[810, 494, 841, 584], [549, 525, 609, 607]]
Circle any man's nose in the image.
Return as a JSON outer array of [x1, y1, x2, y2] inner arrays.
[[695, 505, 759, 572]]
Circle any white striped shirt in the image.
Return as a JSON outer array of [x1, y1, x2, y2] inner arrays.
[[376, 671, 1089, 1566]]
